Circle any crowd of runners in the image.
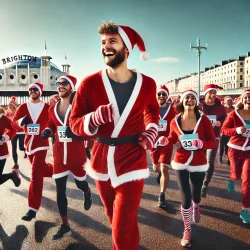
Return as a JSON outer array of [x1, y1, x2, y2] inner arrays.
[[0, 21, 250, 249]]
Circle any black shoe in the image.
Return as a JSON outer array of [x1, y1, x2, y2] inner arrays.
[[158, 192, 166, 208], [22, 210, 36, 221], [218, 158, 222, 164], [156, 173, 161, 185], [201, 186, 207, 198], [84, 188, 92, 211], [12, 169, 21, 187], [52, 224, 71, 240]]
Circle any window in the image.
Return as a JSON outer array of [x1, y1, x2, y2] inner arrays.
[[33, 74, 38, 79], [10, 74, 14, 80], [240, 75, 243, 80], [240, 62, 243, 66], [240, 68, 243, 72], [240, 83, 243, 87], [0, 75, 2, 80], [21, 74, 26, 80], [234, 76, 235, 80], [247, 70, 249, 75]]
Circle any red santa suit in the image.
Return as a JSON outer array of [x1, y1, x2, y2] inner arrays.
[[12, 101, 52, 212], [70, 70, 159, 249], [221, 110, 250, 207], [150, 103, 175, 167], [0, 114, 16, 160], [46, 102, 87, 180], [168, 113, 216, 171]]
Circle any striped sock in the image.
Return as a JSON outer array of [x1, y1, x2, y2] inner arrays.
[[181, 206, 192, 231]]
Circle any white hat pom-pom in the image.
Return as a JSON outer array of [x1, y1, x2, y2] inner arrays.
[[140, 51, 150, 61]]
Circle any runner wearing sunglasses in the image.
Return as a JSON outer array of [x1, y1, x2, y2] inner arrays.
[[12, 82, 53, 221]]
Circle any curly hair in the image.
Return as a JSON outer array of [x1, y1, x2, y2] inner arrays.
[[98, 21, 119, 34]]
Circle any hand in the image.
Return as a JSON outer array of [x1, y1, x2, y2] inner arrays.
[[236, 126, 246, 134], [215, 121, 221, 127], [158, 136, 169, 146], [192, 139, 203, 149], [21, 116, 31, 126], [139, 127, 158, 150], [90, 104, 114, 127], [0, 135, 8, 145], [41, 128, 52, 139]]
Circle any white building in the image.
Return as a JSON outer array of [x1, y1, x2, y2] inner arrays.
[[244, 52, 250, 87]]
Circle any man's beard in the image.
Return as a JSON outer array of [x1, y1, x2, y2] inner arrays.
[[104, 46, 126, 68], [59, 90, 71, 99], [30, 95, 39, 101]]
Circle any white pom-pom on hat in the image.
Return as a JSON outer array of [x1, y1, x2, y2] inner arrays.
[[140, 51, 150, 61]]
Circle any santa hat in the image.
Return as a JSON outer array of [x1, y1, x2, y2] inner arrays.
[[157, 85, 169, 96], [240, 89, 250, 102], [58, 74, 77, 91], [180, 90, 199, 104], [29, 82, 43, 96], [224, 96, 233, 102], [8, 96, 18, 108], [118, 25, 149, 61], [204, 84, 223, 96]]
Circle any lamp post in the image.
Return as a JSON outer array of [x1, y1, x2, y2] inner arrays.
[[190, 38, 208, 97]]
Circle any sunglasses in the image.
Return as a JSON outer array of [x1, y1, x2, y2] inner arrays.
[[56, 81, 69, 87], [157, 92, 167, 97], [29, 88, 39, 92]]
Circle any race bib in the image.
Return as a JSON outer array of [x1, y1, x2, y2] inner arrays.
[[242, 124, 250, 137], [27, 124, 40, 135], [180, 133, 198, 151], [158, 120, 167, 132], [207, 115, 217, 127], [58, 126, 72, 142]]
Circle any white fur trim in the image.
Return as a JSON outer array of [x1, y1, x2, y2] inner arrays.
[[161, 104, 171, 120], [140, 51, 149, 61], [204, 88, 217, 96], [29, 207, 38, 212], [0, 114, 3, 118], [0, 154, 9, 160], [73, 173, 87, 181], [25, 146, 49, 155], [236, 127, 243, 134], [227, 142, 250, 152], [157, 89, 169, 95], [18, 117, 25, 128], [118, 27, 132, 52], [52, 171, 69, 179], [146, 123, 158, 131], [84, 161, 109, 181], [171, 160, 209, 172], [180, 91, 199, 104], [16, 132, 25, 135], [241, 91, 250, 102], [58, 76, 75, 91], [224, 97, 233, 102], [2, 134, 10, 142], [29, 83, 42, 96], [84, 112, 98, 136]]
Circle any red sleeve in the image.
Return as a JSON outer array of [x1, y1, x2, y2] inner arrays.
[[167, 118, 178, 144], [69, 77, 97, 137], [12, 105, 26, 130], [46, 106, 57, 135], [221, 112, 237, 136], [144, 80, 160, 130], [3, 116, 16, 140], [201, 116, 216, 150]]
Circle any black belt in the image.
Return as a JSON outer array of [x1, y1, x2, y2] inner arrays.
[[97, 134, 139, 146]]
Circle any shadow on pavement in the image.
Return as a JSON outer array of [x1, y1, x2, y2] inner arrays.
[[0, 224, 28, 250], [35, 221, 57, 243]]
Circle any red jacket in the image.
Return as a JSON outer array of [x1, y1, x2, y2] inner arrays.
[[199, 98, 227, 138], [70, 70, 159, 187], [168, 113, 216, 172], [221, 110, 250, 151], [0, 114, 16, 159], [47, 102, 87, 166], [12, 101, 50, 155], [6, 109, 24, 134]]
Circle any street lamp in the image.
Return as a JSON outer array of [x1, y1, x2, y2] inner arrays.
[[190, 38, 208, 97]]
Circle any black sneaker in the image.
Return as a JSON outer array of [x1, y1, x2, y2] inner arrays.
[[158, 192, 166, 208], [12, 169, 21, 187], [156, 172, 161, 185], [84, 188, 92, 211], [22, 210, 36, 221], [52, 224, 71, 240], [201, 186, 207, 198]]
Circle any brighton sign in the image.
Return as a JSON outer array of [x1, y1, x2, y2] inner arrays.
[[2, 55, 37, 65]]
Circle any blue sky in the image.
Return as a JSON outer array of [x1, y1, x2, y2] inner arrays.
[[0, 0, 249, 85]]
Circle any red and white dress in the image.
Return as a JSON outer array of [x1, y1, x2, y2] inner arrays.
[[47, 102, 87, 180], [168, 113, 216, 172]]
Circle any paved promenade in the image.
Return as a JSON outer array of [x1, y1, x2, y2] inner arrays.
[[0, 145, 249, 250]]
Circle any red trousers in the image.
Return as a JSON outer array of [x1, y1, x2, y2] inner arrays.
[[96, 179, 144, 250], [228, 148, 250, 208], [28, 150, 53, 211]]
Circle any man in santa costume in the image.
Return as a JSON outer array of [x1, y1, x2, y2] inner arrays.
[[70, 21, 159, 249], [199, 84, 227, 197], [150, 84, 175, 208], [41, 74, 92, 240], [0, 107, 21, 188], [12, 82, 53, 221]]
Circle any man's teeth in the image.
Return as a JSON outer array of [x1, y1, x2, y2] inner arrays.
[[105, 52, 114, 56], [59, 89, 65, 92]]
